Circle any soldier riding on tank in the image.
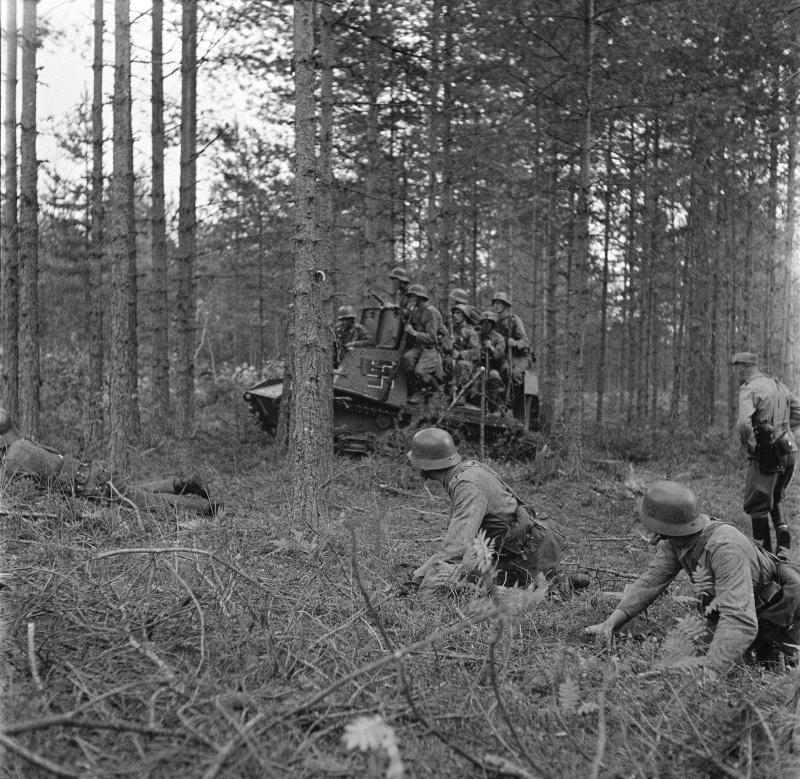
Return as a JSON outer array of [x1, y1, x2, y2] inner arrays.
[[334, 305, 373, 367], [491, 292, 533, 388]]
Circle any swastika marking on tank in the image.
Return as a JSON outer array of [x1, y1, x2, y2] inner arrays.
[[361, 359, 396, 389]]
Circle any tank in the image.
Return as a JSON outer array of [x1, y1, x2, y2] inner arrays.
[[243, 305, 540, 456]]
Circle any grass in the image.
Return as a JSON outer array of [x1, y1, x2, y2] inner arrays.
[[1, 405, 799, 778]]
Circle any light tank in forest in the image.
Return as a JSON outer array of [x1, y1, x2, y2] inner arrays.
[[243, 305, 541, 457]]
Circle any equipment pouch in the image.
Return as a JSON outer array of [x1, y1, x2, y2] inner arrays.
[[774, 429, 795, 456]]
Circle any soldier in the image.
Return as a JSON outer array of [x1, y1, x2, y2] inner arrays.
[[448, 288, 481, 327], [733, 351, 800, 554], [0, 408, 221, 516], [405, 428, 562, 590], [400, 284, 447, 403], [444, 303, 480, 398], [586, 480, 800, 676], [477, 310, 508, 411], [491, 292, 533, 387], [389, 266, 412, 310], [334, 305, 372, 367]]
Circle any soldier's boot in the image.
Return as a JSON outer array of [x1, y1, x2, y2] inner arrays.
[[752, 514, 773, 553], [771, 504, 791, 552]]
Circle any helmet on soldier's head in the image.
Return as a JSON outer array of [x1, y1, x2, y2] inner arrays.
[[639, 480, 708, 537], [480, 310, 499, 324], [337, 305, 356, 320], [451, 303, 469, 317], [492, 291, 512, 307], [407, 428, 462, 470], [389, 266, 410, 283], [449, 288, 469, 305], [0, 407, 21, 448], [407, 284, 429, 301]]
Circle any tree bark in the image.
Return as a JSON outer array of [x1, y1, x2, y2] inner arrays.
[[290, 0, 328, 527], [18, 0, 39, 438], [563, 0, 594, 468], [176, 0, 198, 435], [109, 0, 135, 471], [89, 0, 105, 427], [2, 0, 19, 419], [150, 0, 170, 428]]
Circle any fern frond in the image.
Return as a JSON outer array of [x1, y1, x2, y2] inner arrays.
[[657, 612, 707, 669], [558, 676, 581, 713], [462, 530, 496, 576], [496, 573, 549, 615]]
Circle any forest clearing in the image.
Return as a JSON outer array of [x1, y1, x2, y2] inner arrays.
[[1, 392, 798, 779]]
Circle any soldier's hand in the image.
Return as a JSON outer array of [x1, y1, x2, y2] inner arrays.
[[507, 338, 516, 348], [585, 621, 614, 644], [404, 323, 415, 336], [483, 340, 492, 349]]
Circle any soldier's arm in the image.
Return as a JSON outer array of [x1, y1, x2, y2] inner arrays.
[[789, 390, 800, 432], [509, 316, 530, 351], [459, 327, 480, 362], [411, 309, 438, 347], [414, 482, 488, 588], [612, 541, 682, 621], [736, 385, 756, 446], [702, 542, 759, 674]]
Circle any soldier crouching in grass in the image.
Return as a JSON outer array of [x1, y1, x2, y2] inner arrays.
[[585, 480, 800, 679], [405, 427, 563, 591], [0, 407, 222, 516]]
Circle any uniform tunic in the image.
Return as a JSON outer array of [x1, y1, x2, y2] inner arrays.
[[737, 371, 800, 521], [413, 460, 518, 588], [401, 302, 446, 382], [495, 311, 532, 382], [615, 520, 795, 674]]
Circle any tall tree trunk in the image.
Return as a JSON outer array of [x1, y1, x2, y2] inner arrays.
[[437, 0, 454, 308], [542, 151, 559, 430], [89, 0, 105, 427], [176, 0, 198, 434], [564, 0, 594, 467], [425, 0, 441, 292], [150, 0, 170, 428], [18, 0, 38, 438], [317, 0, 335, 474], [596, 120, 614, 424], [2, 0, 19, 419], [109, 0, 135, 471], [291, 0, 328, 526], [362, 0, 381, 299]]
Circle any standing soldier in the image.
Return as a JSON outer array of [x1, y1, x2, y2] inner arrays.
[[400, 285, 447, 403], [389, 266, 412, 310], [445, 303, 479, 399], [334, 305, 372, 367], [448, 288, 481, 327], [477, 310, 508, 410], [733, 352, 800, 554], [491, 292, 533, 388]]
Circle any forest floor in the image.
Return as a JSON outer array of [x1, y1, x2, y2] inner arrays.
[[1, 394, 800, 778]]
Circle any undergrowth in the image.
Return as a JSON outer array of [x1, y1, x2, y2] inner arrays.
[[1, 403, 798, 777]]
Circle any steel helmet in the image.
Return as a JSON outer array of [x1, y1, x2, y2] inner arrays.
[[451, 303, 470, 317], [407, 284, 429, 300], [449, 288, 469, 305], [337, 305, 356, 320], [639, 480, 708, 536], [389, 266, 410, 283], [407, 428, 462, 470], [0, 407, 21, 448], [492, 291, 512, 307], [480, 310, 499, 323]]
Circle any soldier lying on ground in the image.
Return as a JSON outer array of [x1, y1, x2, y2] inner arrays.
[[405, 427, 563, 590], [585, 480, 800, 678], [0, 408, 221, 516]]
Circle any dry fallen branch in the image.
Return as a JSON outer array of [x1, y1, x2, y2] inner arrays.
[[0, 731, 80, 778]]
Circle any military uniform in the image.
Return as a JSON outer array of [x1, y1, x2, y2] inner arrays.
[[446, 320, 479, 391], [615, 519, 800, 672], [334, 319, 372, 367], [412, 459, 561, 590], [0, 417, 219, 516], [736, 361, 800, 552], [401, 299, 447, 394], [495, 310, 532, 385], [476, 315, 508, 410]]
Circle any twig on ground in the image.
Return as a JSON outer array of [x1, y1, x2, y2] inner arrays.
[[27, 622, 44, 693], [588, 664, 615, 779], [159, 559, 206, 677], [561, 562, 638, 580], [0, 731, 81, 778]]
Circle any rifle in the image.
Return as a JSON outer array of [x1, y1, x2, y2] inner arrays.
[[369, 289, 390, 307], [435, 365, 484, 426], [505, 330, 513, 406], [480, 350, 488, 460], [382, 327, 408, 404]]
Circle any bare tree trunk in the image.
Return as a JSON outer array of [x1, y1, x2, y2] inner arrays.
[[291, 0, 328, 527], [425, 0, 441, 291], [596, 120, 614, 424], [89, 0, 105, 428], [109, 0, 134, 471], [150, 0, 170, 428], [437, 0, 454, 307], [18, 0, 39, 438], [2, 0, 19, 419], [317, 1, 336, 474], [564, 0, 594, 468], [175, 0, 197, 434]]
